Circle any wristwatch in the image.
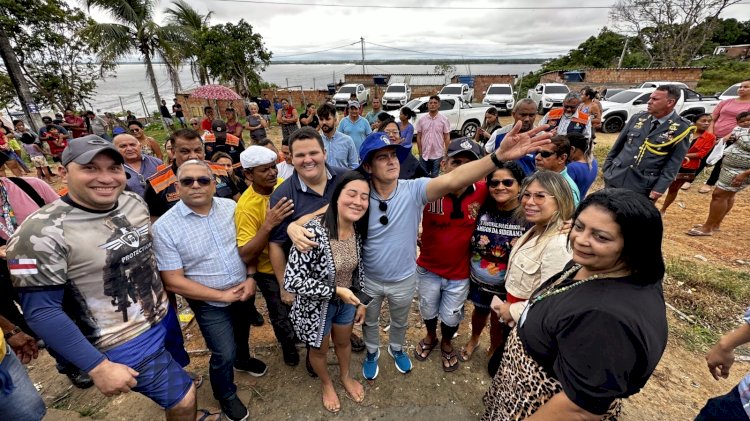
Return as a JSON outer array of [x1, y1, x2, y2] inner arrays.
[[3, 325, 21, 339], [490, 152, 504, 168]]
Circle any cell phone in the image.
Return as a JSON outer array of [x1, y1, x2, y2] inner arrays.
[[353, 289, 373, 306]]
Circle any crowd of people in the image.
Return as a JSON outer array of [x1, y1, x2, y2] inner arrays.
[[0, 79, 749, 421]]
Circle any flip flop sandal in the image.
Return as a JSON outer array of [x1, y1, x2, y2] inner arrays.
[[686, 228, 712, 236], [693, 224, 720, 232], [441, 349, 460, 372], [414, 339, 437, 361], [344, 389, 366, 404], [322, 396, 341, 414], [197, 409, 220, 421]]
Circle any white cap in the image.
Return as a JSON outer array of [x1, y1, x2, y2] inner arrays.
[[240, 145, 278, 169]]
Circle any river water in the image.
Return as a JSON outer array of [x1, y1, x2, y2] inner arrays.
[[91, 63, 541, 114]]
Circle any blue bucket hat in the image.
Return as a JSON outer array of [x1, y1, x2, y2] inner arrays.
[[358, 132, 411, 170]]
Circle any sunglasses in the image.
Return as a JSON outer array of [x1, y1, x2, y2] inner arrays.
[[378, 201, 388, 225], [178, 176, 212, 187], [537, 150, 556, 158], [190, 122, 199, 126], [521, 191, 555, 203], [129, 128, 141, 133], [563, 105, 577, 110], [488, 178, 515, 188]]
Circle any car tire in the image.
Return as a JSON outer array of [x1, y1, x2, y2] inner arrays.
[[461, 121, 479, 138], [603, 115, 625, 133]]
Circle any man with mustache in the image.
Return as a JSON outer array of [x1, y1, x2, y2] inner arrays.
[[485, 98, 540, 175], [317, 103, 359, 169]]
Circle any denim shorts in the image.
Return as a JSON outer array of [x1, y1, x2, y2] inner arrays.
[[322, 299, 357, 337], [468, 276, 507, 311], [416, 266, 469, 327]]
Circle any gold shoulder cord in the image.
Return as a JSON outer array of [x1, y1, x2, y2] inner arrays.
[[635, 125, 696, 164]]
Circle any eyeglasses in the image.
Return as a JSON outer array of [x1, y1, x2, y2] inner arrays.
[[178, 176, 212, 187], [488, 178, 515, 188], [378, 200, 388, 225], [384, 130, 399, 136], [521, 191, 555, 203], [129, 128, 141, 133], [562, 105, 577, 110], [537, 150, 556, 158]]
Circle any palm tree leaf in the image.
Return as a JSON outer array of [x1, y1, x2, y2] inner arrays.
[[80, 22, 134, 63], [81, 0, 153, 26]]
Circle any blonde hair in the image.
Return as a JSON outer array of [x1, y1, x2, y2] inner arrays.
[[517, 170, 576, 233]]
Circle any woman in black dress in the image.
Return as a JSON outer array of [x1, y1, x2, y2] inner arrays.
[[483, 188, 668, 420]]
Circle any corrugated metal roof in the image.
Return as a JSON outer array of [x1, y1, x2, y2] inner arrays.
[[409, 75, 449, 86], [344, 73, 449, 85], [540, 67, 705, 76]]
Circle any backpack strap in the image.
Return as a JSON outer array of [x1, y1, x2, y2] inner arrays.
[[7, 177, 46, 208]]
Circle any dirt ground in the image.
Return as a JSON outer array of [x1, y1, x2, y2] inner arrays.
[[31, 118, 750, 420]]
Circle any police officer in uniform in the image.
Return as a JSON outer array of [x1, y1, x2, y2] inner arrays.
[[603, 85, 693, 201]]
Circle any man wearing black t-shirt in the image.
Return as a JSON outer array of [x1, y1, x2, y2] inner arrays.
[[172, 99, 186, 128], [143, 129, 240, 220]]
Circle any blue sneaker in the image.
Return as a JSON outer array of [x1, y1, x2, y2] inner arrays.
[[388, 346, 412, 374], [362, 349, 380, 380]]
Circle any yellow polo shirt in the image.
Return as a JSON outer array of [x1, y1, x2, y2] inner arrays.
[[235, 178, 284, 275]]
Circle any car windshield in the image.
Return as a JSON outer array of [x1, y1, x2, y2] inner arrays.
[[723, 85, 739, 96], [545, 86, 569, 94], [441, 86, 462, 95], [405, 99, 421, 109], [338, 86, 356, 94], [604, 89, 623, 99], [607, 90, 643, 103], [387, 85, 406, 93], [487, 86, 512, 95]]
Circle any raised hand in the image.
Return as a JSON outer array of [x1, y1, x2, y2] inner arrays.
[[496, 120, 552, 162]]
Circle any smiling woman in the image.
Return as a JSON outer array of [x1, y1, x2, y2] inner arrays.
[[483, 188, 668, 420]]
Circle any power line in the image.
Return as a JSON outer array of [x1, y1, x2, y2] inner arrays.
[[209, 0, 750, 10], [364, 41, 567, 59], [272, 42, 359, 58]]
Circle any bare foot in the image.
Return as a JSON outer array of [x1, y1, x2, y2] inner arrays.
[[321, 382, 340, 413], [341, 376, 365, 403], [460, 336, 479, 361]]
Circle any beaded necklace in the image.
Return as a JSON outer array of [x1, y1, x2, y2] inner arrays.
[[530, 264, 632, 305]]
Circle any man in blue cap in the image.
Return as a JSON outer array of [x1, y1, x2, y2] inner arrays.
[[288, 124, 553, 380]]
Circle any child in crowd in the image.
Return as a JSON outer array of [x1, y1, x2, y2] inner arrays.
[[725, 111, 750, 147], [22, 140, 54, 181], [39, 125, 68, 163]]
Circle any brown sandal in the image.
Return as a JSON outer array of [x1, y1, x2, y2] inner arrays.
[[441, 349, 460, 372], [414, 339, 437, 361]]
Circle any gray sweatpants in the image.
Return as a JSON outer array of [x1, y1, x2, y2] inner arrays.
[[362, 272, 418, 354]]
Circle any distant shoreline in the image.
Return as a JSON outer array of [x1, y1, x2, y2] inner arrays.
[[115, 59, 547, 65]]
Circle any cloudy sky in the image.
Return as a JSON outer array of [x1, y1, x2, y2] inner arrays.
[[76, 0, 750, 61]]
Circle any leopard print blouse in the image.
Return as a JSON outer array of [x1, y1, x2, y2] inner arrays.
[[482, 328, 622, 420]]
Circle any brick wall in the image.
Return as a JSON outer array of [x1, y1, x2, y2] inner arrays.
[[260, 88, 329, 108], [539, 68, 704, 89], [450, 75, 517, 101], [176, 93, 245, 120]]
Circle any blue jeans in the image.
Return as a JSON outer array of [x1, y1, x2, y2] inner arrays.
[[420, 157, 442, 178], [416, 266, 469, 327], [695, 385, 749, 421], [0, 345, 46, 421], [187, 299, 242, 402]]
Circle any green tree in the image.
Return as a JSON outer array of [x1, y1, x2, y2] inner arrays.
[[164, 0, 212, 86], [543, 28, 649, 70], [610, 0, 742, 66], [81, 0, 184, 111], [196, 20, 272, 96], [0, 72, 16, 109]]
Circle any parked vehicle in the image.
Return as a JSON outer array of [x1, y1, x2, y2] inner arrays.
[[601, 88, 624, 100], [387, 94, 491, 138], [527, 83, 570, 115], [482, 83, 515, 113], [332, 84, 370, 109], [381, 83, 412, 110], [439, 83, 474, 103], [638, 81, 689, 89], [719, 82, 741, 101], [599, 87, 720, 133]]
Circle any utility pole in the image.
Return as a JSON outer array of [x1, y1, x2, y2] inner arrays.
[[360, 37, 366, 74], [618, 37, 630, 68], [138, 92, 149, 123], [0, 28, 43, 132], [119, 96, 125, 114]]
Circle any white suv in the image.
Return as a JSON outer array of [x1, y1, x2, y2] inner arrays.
[[482, 83, 515, 113], [381, 83, 412, 110]]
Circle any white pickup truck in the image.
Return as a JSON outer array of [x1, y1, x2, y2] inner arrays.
[[527, 83, 570, 115], [600, 87, 720, 133], [332, 83, 370, 109], [387, 94, 491, 138], [482, 83, 515, 113], [439, 83, 474, 103], [381, 83, 412, 110]]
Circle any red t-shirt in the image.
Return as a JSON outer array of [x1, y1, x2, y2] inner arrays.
[[201, 118, 213, 132], [417, 181, 487, 280]]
